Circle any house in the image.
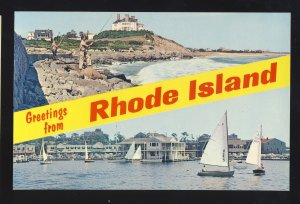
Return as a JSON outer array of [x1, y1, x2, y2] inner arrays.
[[261, 138, 286, 154], [34, 29, 53, 41], [46, 142, 105, 155], [228, 133, 251, 155], [13, 143, 35, 155], [118, 132, 187, 161], [112, 14, 145, 31], [185, 134, 210, 158], [103, 144, 121, 153], [27, 32, 34, 40]]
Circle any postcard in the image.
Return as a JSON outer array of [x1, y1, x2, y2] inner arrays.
[[13, 12, 290, 191]]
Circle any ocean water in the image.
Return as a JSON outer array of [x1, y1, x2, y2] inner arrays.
[[13, 160, 289, 190], [103, 55, 283, 85]]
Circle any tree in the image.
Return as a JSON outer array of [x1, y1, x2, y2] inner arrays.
[[180, 132, 189, 142], [116, 133, 125, 143], [171, 133, 178, 141]]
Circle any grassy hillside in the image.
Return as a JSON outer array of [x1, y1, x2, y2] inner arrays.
[[93, 30, 154, 40], [22, 30, 187, 52]]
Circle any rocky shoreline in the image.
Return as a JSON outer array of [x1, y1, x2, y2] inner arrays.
[[14, 32, 136, 110], [26, 47, 285, 65], [33, 57, 134, 104]]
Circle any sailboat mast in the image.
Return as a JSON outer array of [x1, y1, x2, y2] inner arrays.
[[226, 111, 230, 171], [259, 124, 263, 168]]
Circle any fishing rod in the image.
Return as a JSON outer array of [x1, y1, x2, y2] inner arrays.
[[99, 13, 114, 33], [58, 35, 65, 46], [88, 13, 113, 46]]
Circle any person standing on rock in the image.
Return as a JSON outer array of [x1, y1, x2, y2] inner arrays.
[[51, 39, 59, 59], [79, 34, 94, 69]]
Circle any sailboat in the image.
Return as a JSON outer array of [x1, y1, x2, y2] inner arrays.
[[131, 145, 142, 161], [198, 111, 234, 177], [124, 141, 136, 161], [40, 140, 52, 165], [84, 141, 95, 163], [246, 125, 265, 175], [124, 142, 142, 162]]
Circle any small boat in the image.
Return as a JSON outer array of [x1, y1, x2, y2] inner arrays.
[[198, 111, 234, 177], [40, 140, 52, 165], [246, 125, 265, 175], [84, 141, 95, 163]]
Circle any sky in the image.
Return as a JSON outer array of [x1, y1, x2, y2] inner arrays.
[[66, 87, 290, 146], [15, 12, 290, 52]]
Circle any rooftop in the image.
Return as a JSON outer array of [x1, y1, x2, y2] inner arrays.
[[118, 133, 180, 144]]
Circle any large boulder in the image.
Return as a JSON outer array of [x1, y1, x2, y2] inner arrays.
[[79, 68, 107, 80]]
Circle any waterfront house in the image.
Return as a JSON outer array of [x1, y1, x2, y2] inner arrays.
[[118, 132, 187, 162], [34, 29, 53, 41], [47, 142, 105, 155], [13, 143, 35, 156], [185, 134, 210, 158], [228, 134, 251, 156], [261, 138, 286, 154], [104, 144, 121, 153], [112, 14, 145, 31]]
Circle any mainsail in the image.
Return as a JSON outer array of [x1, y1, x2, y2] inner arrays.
[[125, 141, 136, 160], [85, 141, 89, 160], [41, 140, 48, 161], [200, 112, 229, 167], [246, 131, 262, 167], [132, 146, 142, 160]]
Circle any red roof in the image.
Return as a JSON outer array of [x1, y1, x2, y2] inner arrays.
[[261, 138, 273, 144]]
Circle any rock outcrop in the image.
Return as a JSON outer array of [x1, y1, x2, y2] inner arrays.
[[33, 58, 134, 104], [14, 33, 48, 111]]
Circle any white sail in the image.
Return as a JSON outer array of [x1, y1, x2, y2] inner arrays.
[[125, 142, 135, 160], [246, 131, 261, 167], [85, 141, 89, 160], [200, 112, 229, 167], [132, 146, 142, 160], [41, 140, 48, 161]]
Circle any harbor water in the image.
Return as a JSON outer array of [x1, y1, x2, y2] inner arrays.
[[13, 160, 289, 190]]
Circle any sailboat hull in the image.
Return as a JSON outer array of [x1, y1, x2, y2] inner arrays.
[[40, 161, 52, 165], [253, 169, 265, 175], [197, 170, 234, 177], [125, 159, 141, 162], [84, 159, 95, 163], [141, 159, 162, 163]]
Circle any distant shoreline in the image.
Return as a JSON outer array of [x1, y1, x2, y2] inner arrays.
[[26, 46, 288, 64]]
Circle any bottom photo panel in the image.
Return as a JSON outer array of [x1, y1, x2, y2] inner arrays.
[[13, 87, 289, 191]]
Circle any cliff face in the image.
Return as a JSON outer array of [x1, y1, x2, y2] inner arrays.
[[14, 33, 48, 111]]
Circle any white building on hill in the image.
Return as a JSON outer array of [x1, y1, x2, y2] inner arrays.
[[112, 14, 145, 31]]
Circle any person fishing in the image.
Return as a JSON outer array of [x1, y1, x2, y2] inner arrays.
[[79, 34, 94, 69], [51, 36, 64, 60], [51, 38, 59, 59]]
